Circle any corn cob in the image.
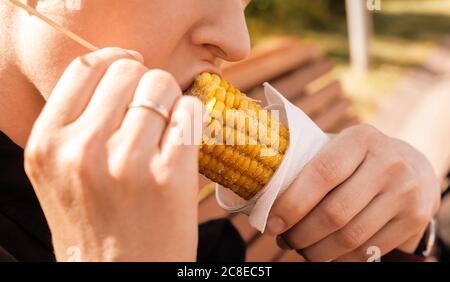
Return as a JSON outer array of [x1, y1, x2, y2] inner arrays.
[[186, 72, 290, 200]]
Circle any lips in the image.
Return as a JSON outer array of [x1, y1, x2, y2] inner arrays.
[[182, 66, 222, 92]]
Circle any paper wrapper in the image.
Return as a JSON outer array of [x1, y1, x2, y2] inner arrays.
[[215, 83, 330, 233]]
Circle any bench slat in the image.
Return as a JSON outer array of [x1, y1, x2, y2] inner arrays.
[[314, 97, 352, 132], [269, 60, 334, 101], [248, 59, 334, 103], [295, 81, 343, 117], [223, 41, 321, 92]]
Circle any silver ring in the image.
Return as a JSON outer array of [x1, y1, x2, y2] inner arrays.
[[128, 99, 170, 122]]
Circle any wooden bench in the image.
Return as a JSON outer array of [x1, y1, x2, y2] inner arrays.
[[370, 38, 450, 183], [198, 38, 360, 262]]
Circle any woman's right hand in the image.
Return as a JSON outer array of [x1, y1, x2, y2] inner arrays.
[[24, 48, 204, 262]]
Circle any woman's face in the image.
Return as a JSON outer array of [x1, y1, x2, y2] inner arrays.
[[16, 0, 251, 98]]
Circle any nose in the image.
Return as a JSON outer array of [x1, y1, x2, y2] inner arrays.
[[191, 0, 251, 63]]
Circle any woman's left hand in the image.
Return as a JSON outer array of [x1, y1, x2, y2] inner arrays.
[[267, 124, 441, 261]]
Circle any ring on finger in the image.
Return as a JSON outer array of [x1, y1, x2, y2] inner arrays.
[[128, 99, 170, 122]]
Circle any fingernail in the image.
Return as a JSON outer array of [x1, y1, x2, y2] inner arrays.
[[125, 49, 145, 63], [267, 216, 285, 235], [276, 236, 292, 250]]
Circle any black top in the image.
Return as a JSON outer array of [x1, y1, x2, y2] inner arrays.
[[0, 131, 55, 261], [0, 131, 245, 262]]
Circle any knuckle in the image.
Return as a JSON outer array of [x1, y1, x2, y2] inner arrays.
[[284, 201, 305, 225], [68, 56, 93, 72], [310, 156, 340, 186], [399, 177, 421, 203], [145, 69, 176, 83], [320, 200, 350, 229], [351, 124, 385, 148], [271, 196, 303, 228], [409, 208, 431, 228], [107, 58, 146, 75], [383, 152, 408, 175], [142, 69, 181, 95], [336, 224, 366, 250], [24, 137, 55, 178], [63, 134, 102, 179], [98, 47, 129, 57], [109, 151, 142, 185], [69, 48, 126, 71], [153, 162, 180, 188], [348, 245, 374, 262], [356, 124, 381, 139]]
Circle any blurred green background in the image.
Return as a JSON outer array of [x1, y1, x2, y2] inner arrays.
[[245, 0, 450, 119]]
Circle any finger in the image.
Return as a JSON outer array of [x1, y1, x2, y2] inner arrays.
[[267, 125, 382, 234], [334, 219, 420, 262], [159, 96, 204, 172], [398, 227, 428, 254], [283, 158, 386, 249], [301, 192, 399, 262], [40, 47, 144, 128], [118, 70, 182, 153], [77, 58, 148, 133]]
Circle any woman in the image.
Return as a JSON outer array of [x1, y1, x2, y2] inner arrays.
[[0, 0, 441, 261]]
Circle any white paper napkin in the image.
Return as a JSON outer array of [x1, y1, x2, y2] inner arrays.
[[215, 83, 330, 232]]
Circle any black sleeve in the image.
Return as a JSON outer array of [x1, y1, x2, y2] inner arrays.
[[197, 219, 246, 262], [0, 132, 55, 261], [0, 246, 17, 262]]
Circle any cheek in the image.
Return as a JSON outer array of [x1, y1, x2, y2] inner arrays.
[[18, 0, 197, 98], [87, 1, 197, 71], [17, 20, 87, 99]]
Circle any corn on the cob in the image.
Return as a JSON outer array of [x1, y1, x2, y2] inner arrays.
[[186, 72, 290, 200]]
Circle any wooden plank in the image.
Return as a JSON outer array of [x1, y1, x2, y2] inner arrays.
[[230, 214, 259, 244], [294, 81, 343, 117], [223, 41, 322, 92], [198, 194, 229, 223], [249, 59, 334, 102], [314, 97, 352, 132], [277, 250, 307, 262], [270, 60, 334, 101], [222, 38, 303, 70], [370, 56, 450, 179], [246, 234, 282, 262]]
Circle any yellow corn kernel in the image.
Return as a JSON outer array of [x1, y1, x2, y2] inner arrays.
[[186, 73, 290, 200]]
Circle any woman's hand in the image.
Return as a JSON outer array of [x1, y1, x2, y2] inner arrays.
[[24, 48, 204, 262], [268, 125, 441, 261]]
